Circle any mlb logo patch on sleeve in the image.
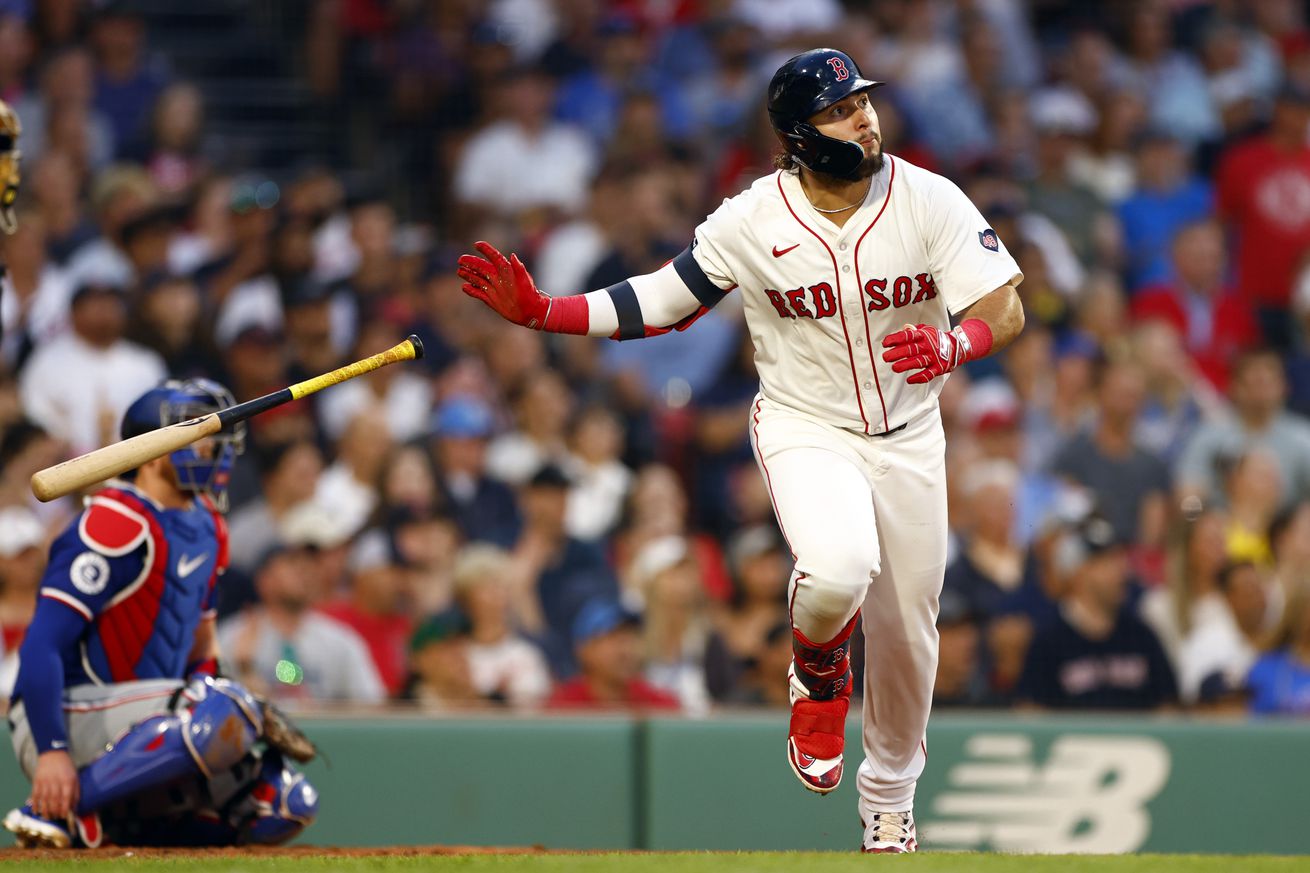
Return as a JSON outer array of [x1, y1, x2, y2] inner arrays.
[[978, 229, 1000, 252]]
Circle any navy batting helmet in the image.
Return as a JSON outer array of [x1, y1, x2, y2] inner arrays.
[[121, 378, 246, 511], [767, 48, 883, 181]]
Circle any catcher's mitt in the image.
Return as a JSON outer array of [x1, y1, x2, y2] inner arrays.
[[0, 99, 19, 235], [260, 699, 318, 764]]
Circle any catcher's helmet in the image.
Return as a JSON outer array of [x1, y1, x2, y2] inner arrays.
[[121, 378, 246, 511], [0, 99, 21, 235], [767, 48, 883, 181]]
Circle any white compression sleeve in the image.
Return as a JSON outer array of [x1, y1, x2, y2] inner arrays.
[[577, 250, 730, 339]]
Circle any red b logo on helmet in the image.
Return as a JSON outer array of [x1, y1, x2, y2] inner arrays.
[[828, 56, 850, 81]]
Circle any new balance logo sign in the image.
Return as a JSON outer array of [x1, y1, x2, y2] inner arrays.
[[922, 734, 1170, 854]]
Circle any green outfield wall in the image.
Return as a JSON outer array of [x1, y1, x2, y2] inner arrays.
[[3, 711, 1308, 853]]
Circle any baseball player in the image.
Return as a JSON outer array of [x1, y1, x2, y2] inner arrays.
[[458, 48, 1024, 852], [4, 379, 318, 848]]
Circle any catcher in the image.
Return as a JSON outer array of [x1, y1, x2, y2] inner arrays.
[[4, 379, 318, 848]]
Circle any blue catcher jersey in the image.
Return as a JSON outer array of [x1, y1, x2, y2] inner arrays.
[[38, 482, 229, 686]]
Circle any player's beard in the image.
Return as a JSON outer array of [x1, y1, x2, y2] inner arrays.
[[813, 142, 884, 183]]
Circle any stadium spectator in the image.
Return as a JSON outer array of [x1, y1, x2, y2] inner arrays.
[[0, 209, 72, 369], [1247, 588, 1310, 715], [226, 439, 325, 576], [14, 46, 114, 173], [428, 394, 520, 549], [563, 404, 632, 542], [547, 597, 680, 711], [1117, 131, 1213, 292], [944, 459, 1053, 626], [402, 608, 479, 708], [1052, 355, 1171, 549], [1266, 502, 1310, 632], [628, 536, 713, 713], [1175, 348, 1310, 510], [0, 506, 44, 698], [1018, 516, 1178, 710], [931, 588, 990, 708], [313, 412, 391, 540], [707, 525, 789, 700], [453, 64, 597, 222], [1140, 506, 1232, 675], [451, 543, 552, 708], [1129, 320, 1224, 467], [485, 368, 575, 486], [1130, 219, 1259, 390], [1177, 561, 1268, 706], [219, 543, 386, 707], [320, 529, 414, 697], [508, 463, 619, 677], [89, 1, 169, 156], [17, 273, 165, 456], [1216, 83, 1310, 346]]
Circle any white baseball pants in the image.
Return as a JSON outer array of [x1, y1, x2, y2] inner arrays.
[[749, 393, 946, 813]]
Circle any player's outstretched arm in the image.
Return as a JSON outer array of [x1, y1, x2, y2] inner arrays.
[[881, 282, 1024, 384], [458, 240, 725, 341]]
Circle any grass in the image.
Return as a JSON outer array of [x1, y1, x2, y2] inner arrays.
[[4, 852, 1310, 873]]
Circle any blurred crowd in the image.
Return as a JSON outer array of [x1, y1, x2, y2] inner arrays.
[[3, 0, 1310, 716]]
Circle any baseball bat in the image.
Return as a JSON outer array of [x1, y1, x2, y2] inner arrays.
[[30, 335, 425, 502]]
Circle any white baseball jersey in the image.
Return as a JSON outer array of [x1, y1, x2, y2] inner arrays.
[[690, 155, 1022, 434]]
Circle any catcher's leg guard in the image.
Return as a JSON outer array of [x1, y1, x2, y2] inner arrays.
[[76, 678, 263, 815], [787, 612, 857, 794], [232, 751, 318, 845]]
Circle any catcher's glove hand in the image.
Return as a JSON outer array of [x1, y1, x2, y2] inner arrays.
[[260, 699, 318, 764], [0, 99, 19, 235]]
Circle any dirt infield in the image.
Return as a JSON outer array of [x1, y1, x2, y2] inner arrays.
[[0, 844, 558, 861]]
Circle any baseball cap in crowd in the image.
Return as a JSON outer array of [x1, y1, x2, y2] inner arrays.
[[527, 463, 571, 490], [431, 395, 494, 439], [409, 608, 470, 653], [628, 535, 689, 595], [726, 524, 782, 573], [0, 506, 43, 557], [279, 275, 333, 310], [571, 597, 640, 647], [280, 501, 355, 551], [69, 277, 129, 308], [960, 379, 1021, 433], [347, 528, 394, 575], [937, 587, 977, 629], [1029, 88, 1097, 136]]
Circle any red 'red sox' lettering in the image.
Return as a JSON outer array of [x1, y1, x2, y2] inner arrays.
[[764, 274, 939, 320]]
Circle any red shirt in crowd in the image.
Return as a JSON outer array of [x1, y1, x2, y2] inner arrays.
[[1216, 136, 1310, 308], [318, 602, 413, 696], [547, 677, 681, 711], [1130, 284, 1261, 390]]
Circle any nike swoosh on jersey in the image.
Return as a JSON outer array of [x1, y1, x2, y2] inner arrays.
[[772, 243, 800, 257], [177, 553, 210, 578]]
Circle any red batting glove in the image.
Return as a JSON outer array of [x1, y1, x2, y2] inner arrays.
[[881, 320, 993, 384], [457, 241, 551, 329]]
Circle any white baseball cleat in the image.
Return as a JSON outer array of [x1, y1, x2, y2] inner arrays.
[[4, 805, 72, 848], [861, 810, 917, 853]]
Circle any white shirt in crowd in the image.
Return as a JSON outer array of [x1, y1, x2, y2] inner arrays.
[[19, 332, 166, 456], [466, 636, 552, 708], [217, 610, 386, 707], [453, 120, 597, 216]]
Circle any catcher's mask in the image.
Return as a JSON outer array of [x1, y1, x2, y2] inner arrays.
[[0, 100, 19, 235], [120, 378, 246, 511]]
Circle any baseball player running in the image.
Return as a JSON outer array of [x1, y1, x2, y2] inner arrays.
[[458, 48, 1023, 852], [4, 379, 318, 848]]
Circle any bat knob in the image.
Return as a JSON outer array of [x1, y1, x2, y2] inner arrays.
[[405, 334, 425, 360]]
